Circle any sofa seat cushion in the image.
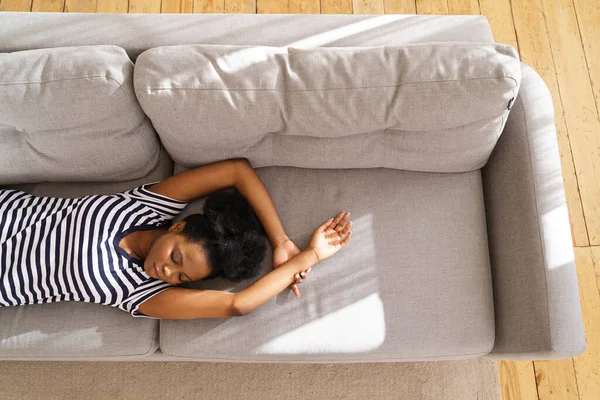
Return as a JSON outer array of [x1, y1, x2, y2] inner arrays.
[[134, 43, 520, 173], [0, 45, 161, 185], [160, 167, 494, 362], [0, 302, 159, 359]]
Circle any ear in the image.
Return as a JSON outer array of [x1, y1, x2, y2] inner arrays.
[[169, 220, 187, 233]]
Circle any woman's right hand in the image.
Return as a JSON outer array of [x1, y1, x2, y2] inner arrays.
[[308, 211, 353, 262]]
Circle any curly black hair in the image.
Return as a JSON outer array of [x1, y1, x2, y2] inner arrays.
[[166, 189, 268, 282]]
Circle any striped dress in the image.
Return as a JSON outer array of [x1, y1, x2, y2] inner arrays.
[[0, 182, 188, 319]]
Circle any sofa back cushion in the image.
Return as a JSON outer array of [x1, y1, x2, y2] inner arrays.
[[134, 43, 520, 173], [0, 45, 161, 185]]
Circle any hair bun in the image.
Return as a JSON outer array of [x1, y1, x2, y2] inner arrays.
[[186, 190, 268, 282], [203, 191, 265, 238]]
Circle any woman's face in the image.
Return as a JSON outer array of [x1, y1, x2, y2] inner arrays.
[[143, 221, 212, 285]]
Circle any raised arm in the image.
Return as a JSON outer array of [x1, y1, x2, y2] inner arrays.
[[137, 248, 318, 319], [146, 158, 290, 249]]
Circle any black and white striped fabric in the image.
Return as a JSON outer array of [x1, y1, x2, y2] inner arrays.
[[0, 181, 188, 318]]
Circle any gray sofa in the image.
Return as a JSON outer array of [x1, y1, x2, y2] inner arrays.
[[0, 12, 585, 362]]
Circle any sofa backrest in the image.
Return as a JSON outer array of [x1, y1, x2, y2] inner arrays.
[[134, 43, 521, 173], [0, 40, 521, 185], [0, 45, 161, 185], [0, 14, 496, 60]]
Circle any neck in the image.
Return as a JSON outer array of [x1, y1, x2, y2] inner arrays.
[[133, 227, 168, 260]]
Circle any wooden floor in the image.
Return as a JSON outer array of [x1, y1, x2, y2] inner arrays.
[[1, 0, 599, 399]]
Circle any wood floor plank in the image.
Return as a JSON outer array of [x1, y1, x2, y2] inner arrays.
[[31, 0, 63, 11], [289, 0, 319, 13], [257, 0, 288, 13], [534, 359, 579, 400], [415, 0, 447, 14], [321, 0, 352, 13], [447, 0, 479, 15], [97, 0, 129, 12], [194, 0, 224, 12], [540, 0, 600, 246], [161, 0, 193, 12], [129, 0, 161, 12], [572, 0, 600, 119], [511, 0, 589, 248], [352, 0, 384, 14], [595, 246, 600, 295], [479, 0, 518, 53], [0, 0, 31, 10], [577, 247, 600, 399], [499, 361, 538, 400], [63, 0, 95, 12], [225, 0, 255, 13], [383, 0, 415, 14]]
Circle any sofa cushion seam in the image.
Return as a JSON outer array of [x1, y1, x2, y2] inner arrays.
[[156, 348, 492, 361], [0, 74, 125, 87], [139, 75, 518, 92]]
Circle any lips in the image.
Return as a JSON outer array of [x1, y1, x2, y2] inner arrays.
[[154, 263, 160, 279]]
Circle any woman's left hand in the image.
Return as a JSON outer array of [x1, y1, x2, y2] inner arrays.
[[273, 237, 305, 297]]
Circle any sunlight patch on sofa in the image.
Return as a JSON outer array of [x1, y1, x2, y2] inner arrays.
[[254, 292, 385, 355], [214, 15, 411, 74], [216, 46, 285, 74], [285, 15, 412, 48], [543, 204, 575, 269], [1, 327, 102, 350]]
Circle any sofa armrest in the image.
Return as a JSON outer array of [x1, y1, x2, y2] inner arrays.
[[481, 62, 585, 360]]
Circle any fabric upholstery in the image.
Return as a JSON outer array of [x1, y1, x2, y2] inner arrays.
[[0, 45, 160, 185], [134, 43, 520, 173], [160, 166, 494, 362], [0, 13, 495, 60], [481, 63, 585, 359]]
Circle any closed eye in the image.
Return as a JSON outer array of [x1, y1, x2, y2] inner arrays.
[[172, 250, 188, 282]]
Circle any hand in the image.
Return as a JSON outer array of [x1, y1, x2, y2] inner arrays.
[[273, 237, 308, 297], [308, 211, 352, 262]]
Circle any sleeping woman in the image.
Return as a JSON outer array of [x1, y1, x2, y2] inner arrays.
[[0, 158, 353, 319]]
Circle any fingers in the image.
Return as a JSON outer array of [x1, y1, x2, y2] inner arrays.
[[292, 268, 312, 297], [342, 220, 352, 235], [342, 230, 352, 245], [331, 211, 346, 228], [292, 283, 300, 297], [329, 211, 349, 230], [294, 271, 308, 283], [319, 217, 335, 233], [334, 212, 351, 234], [322, 211, 351, 234]]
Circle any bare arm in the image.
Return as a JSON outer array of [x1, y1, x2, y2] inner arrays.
[[146, 158, 290, 249], [234, 158, 290, 248], [233, 248, 318, 315], [137, 248, 318, 319], [136, 286, 240, 319]]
